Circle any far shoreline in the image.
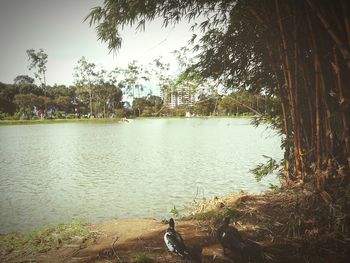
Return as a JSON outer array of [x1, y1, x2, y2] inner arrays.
[[0, 115, 254, 126]]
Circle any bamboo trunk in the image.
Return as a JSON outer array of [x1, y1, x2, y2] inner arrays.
[[307, 14, 324, 188], [333, 48, 350, 170], [267, 40, 291, 182], [342, 0, 350, 45], [306, 0, 350, 70], [276, 0, 304, 180]]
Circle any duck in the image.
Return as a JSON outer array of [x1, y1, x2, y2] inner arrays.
[[217, 217, 263, 262], [164, 218, 190, 258], [217, 217, 245, 256]]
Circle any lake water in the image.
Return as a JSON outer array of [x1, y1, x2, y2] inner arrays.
[[0, 118, 283, 233]]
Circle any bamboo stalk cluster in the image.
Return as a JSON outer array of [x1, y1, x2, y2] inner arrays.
[[247, 0, 350, 185]]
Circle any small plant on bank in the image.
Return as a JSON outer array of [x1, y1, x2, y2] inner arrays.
[[133, 252, 153, 263], [269, 183, 279, 190], [170, 206, 179, 218], [23, 219, 96, 250], [0, 219, 99, 257]]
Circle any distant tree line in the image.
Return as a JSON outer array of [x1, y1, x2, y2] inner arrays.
[[0, 79, 123, 120], [0, 78, 266, 120], [0, 50, 268, 120]]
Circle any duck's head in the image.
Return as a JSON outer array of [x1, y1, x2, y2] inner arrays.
[[169, 218, 175, 229]]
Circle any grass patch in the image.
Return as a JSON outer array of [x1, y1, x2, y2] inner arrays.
[[0, 118, 121, 126], [133, 252, 153, 263], [184, 193, 245, 226], [0, 219, 99, 257], [189, 207, 240, 225]]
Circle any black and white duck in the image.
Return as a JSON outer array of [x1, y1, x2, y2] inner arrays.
[[217, 217, 263, 262], [164, 218, 190, 258]]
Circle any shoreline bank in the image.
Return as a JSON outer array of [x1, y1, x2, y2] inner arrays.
[[1, 187, 348, 262], [0, 115, 254, 126]]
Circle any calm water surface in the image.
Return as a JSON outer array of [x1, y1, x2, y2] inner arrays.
[[0, 118, 283, 232]]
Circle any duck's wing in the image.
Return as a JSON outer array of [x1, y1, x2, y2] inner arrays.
[[218, 226, 245, 250], [164, 230, 187, 257]]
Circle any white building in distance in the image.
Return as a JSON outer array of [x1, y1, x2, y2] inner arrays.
[[161, 84, 196, 109]]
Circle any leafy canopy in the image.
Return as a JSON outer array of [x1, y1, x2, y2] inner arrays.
[[86, 0, 236, 51]]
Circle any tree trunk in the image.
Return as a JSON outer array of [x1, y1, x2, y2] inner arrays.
[[89, 86, 93, 118], [104, 103, 106, 118]]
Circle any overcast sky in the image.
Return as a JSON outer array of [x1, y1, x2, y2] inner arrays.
[[0, 0, 197, 87]]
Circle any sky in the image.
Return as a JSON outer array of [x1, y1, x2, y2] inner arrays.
[[0, 0, 198, 89]]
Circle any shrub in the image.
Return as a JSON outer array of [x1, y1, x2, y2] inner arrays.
[[115, 109, 125, 118], [141, 107, 154, 117], [12, 112, 22, 120], [0, 112, 10, 120], [55, 111, 64, 119], [66, 113, 76, 119], [20, 114, 29, 120], [31, 115, 39, 120]]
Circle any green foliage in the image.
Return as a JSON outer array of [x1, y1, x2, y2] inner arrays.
[[115, 109, 125, 118], [151, 57, 173, 97], [55, 111, 64, 119], [132, 95, 163, 116], [190, 207, 240, 226], [133, 97, 150, 115], [26, 49, 48, 87], [20, 114, 29, 120], [140, 106, 153, 117], [17, 83, 43, 97], [31, 115, 39, 120], [12, 111, 21, 120], [250, 156, 279, 182], [269, 183, 279, 191], [55, 96, 71, 112], [194, 95, 217, 116], [14, 93, 37, 112], [174, 105, 187, 117], [122, 60, 149, 99], [0, 219, 98, 255], [133, 252, 153, 263], [73, 57, 101, 117], [14, 75, 35, 85], [170, 206, 179, 218], [190, 208, 222, 222], [0, 111, 10, 120], [66, 113, 76, 119], [24, 219, 91, 248]]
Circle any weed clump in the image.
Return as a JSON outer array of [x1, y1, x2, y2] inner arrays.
[[0, 219, 99, 261], [133, 252, 153, 263]]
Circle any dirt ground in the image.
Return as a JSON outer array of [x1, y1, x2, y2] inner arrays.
[[15, 218, 233, 263]]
